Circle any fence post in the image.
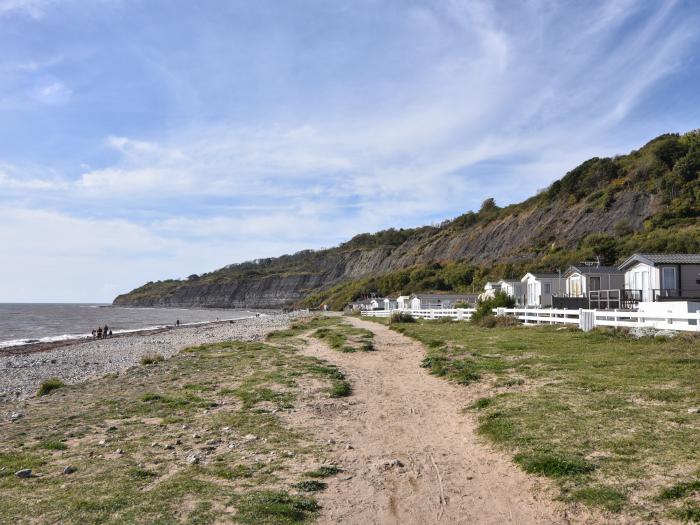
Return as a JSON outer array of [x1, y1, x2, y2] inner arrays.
[[579, 309, 594, 332], [457, 309, 464, 321], [496, 307, 505, 317]]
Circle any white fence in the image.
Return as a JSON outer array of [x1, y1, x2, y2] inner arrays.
[[362, 307, 700, 332], [361, 308, 475, 321]]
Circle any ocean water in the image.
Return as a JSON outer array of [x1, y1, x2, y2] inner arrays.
[[0, 304, 259, 348]]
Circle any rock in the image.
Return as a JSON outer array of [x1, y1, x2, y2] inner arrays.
[[115, 449, 124, 455], [175, 439, 182, 445], [63, 466, 77, 475], [10, 412, 23, 421], [164, 444, 175, 450], [15, 469, 32, 478], [192, 433, 201, 439], [228, 442, 236, 449], [186, 454, 200, 465], [205, 439, 220, 446], [98, 440, 107, 446], [345, 444, 354, 450], [243, 434, 258, 442], [327, 439, 336, 445], [107, 425, 118, 431], [151, 442, 158, 447], [688, 407, 699, 414]]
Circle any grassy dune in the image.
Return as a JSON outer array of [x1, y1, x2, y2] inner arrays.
[[381, 318, 700, 522]]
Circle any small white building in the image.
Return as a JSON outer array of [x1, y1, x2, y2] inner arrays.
[[410, 293, 478, 309], [369, 298, 385, 310], [619, 253, 700, 302], [396, 295, 411, 310], [384, 297, 398, 310], [479, 282, 502, 302], [521, 272, 563, 307], [497, 279, 524, 305]]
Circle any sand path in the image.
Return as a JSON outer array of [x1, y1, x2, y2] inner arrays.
[[298, 316, 565, 525]]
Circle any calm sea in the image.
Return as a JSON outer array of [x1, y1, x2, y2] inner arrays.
[[0, 304, 259, 348]]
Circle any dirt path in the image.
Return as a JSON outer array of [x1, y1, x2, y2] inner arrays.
[[297, 317, 566, 525]]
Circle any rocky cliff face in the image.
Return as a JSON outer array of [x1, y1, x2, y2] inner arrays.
[[113, 190, 657, 308]]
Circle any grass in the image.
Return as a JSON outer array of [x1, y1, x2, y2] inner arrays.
[[291, 480, 327, 492], [140, 353, 165, 365], [0, 321, 354, 524], [304, 465, 342, 478], [387, 319, 700, 521], [309, 317, 375, 353], [36, 378, 65, 397]]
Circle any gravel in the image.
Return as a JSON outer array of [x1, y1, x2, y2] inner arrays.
[[0, 312, 303, 404]]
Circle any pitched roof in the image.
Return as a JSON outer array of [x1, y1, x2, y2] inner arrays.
[[565, 265, 623, 276], [619, 253, 700, 270], [522, 272, 559, 281], [412, 293, 478, 301]]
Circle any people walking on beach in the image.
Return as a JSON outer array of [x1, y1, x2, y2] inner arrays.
[[103, 325, 109, 338], [97, 327, 103, 338], [92, 329, 96, 338]]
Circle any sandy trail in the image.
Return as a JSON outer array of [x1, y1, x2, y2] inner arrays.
[[298, 316, 565, 525]]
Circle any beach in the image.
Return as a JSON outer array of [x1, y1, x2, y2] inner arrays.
[[0, 312, 303, 404]]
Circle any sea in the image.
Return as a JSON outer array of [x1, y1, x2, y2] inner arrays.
[[0, 303, 260, 349]]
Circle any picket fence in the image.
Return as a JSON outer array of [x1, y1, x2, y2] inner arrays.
[[361, 307, 700, 332]]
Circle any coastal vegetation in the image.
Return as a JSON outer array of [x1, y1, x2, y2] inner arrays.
[[372, 317, 700, 521], [0, 322, 353, 524]]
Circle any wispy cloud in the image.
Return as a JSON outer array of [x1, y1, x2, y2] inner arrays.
[[0, 0, 699, 300]]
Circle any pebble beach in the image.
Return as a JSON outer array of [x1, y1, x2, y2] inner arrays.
[[0, 312, 303, 405]]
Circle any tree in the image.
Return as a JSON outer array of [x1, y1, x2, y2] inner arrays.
[[480, 198, 497, 213]]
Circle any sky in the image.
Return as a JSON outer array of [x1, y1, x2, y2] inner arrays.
[[1, 0, 700, 302]]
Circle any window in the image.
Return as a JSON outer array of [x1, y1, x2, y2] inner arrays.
[[543, 283, 551, 294], [661, 267, 677, 290], [589, 276, 601, 291]]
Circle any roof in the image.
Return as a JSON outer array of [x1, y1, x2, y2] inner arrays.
[[619, 253, 700, 270], [412, 293, 478, 301], [565, 265, 623, 277], [521, 272, 559, 282], [498, 279, 521, 284]]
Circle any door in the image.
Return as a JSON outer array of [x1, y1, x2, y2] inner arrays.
[[661, 267, 677, 297]]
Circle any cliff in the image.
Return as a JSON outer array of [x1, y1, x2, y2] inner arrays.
[[114, 131, 700, 309]]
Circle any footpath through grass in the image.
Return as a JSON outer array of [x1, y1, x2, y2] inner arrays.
[[382, 318, 700, 522], [0, 320, 350, 524]]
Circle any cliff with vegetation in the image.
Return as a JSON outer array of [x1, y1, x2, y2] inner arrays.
[[114, 130, 700, 309]]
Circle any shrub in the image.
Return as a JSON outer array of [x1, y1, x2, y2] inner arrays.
[[305, 466, 342, 478], [472, 291, 515, 322], [140, 353, 165, 365], [37, 378, 65, 397], [330, 381, 352, 398], [291, 480, 327, 492], [389, 312, 416, 324], [514, 452, 595, 478]]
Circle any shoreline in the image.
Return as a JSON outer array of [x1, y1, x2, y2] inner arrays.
[[0, 315, 261, 357], [0, 311, 305, 405]]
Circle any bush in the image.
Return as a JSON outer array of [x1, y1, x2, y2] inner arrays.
[[389, 312, 416, 324], [140, 353, 165, 365], [37, 378, 65, 397], [472, 291, 515, 322]]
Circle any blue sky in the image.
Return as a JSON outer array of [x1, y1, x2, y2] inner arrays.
[[1, 0, 699, 302]]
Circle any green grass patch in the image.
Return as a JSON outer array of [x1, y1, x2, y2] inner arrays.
[[37, 378, 65, 397], [304, 465, 342, 478], [514, 452, 596, 478], [568, 485, 627, 512], [329, 381, 352, 398], [139, 353, 164, 365], [233, 491, 319, 524], [291, 480, 327, 492]]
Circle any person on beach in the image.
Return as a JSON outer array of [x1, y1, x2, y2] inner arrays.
[[176, 319, 180, 327], [103, 325, 109, 337], [97, 327, 103, 338], [92, 329, 96, 338]]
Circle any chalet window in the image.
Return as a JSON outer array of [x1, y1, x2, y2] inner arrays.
[[589, 277, 601, 291], [661, 267, 677, 290], [543, 283, 551, 294]]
